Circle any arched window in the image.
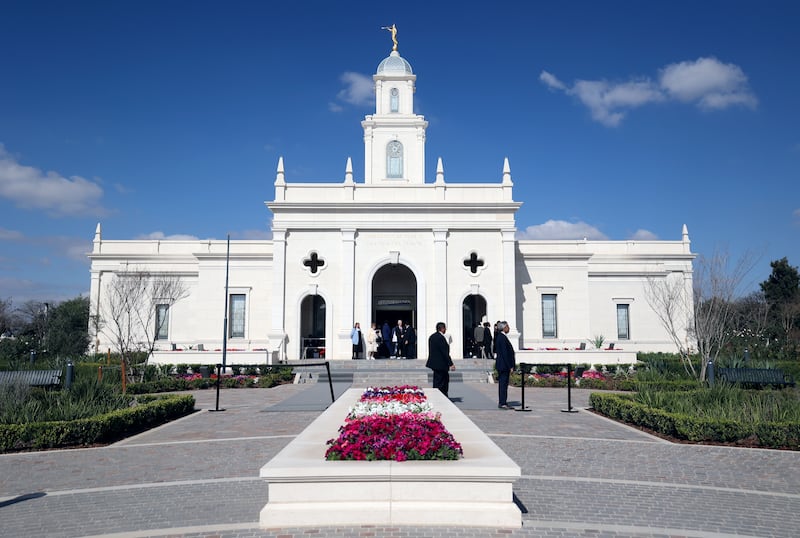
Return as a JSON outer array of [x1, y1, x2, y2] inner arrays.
[[390, 88, 399, 112], [387, 141, 403, 178]]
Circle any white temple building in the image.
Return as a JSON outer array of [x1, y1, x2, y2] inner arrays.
[[88, 39, 694, 365]]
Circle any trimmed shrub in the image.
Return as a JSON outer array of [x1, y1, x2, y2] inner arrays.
[[589, 391, 800, 449], [0, 394, 195, 452]]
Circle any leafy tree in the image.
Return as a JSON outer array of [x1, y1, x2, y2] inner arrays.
[[44, 296, 90, 360], [759, 257, 800, 358], [760, 257, 800, 306], [0, 336, 34, 369]]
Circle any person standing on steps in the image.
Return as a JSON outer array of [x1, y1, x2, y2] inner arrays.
[[473, 322, 484, 358], [366, 322, 378, 360], [392, 319, 405, 358], [426, 322, 455, 397], [381, 321, 391, 358], [494, 321, 516, 409], [350, 322, 363, 360], [482, 322, 493, 360], [403, 323, 417, 360]]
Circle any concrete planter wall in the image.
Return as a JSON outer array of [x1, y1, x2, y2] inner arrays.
[[259, 388, 522, 528]]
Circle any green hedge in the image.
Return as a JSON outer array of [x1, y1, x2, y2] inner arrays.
[[125, 371, 291, 394], [0, 394, 195, 453], [589, 392, 800, 449]]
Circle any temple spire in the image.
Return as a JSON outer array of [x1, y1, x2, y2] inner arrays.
[[435, 157, 444, 184], [275, 156, 285, 185], [344, 157, 354, 184], [502, 157, 513, 185]]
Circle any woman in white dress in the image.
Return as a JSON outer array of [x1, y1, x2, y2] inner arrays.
[[366, 322, 379, 360]]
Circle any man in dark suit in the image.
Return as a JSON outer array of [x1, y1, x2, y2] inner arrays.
[[495, 320, 516, 409], [403, 323, 417, 359], [426, 322, 455, 397]]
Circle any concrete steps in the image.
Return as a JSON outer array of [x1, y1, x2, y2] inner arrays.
[[289, 358, 493, 386]]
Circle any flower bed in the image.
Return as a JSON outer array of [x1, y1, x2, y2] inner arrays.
[[326, 385, 463, 461]]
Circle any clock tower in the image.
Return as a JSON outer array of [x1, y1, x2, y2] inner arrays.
[[362, 46, 428, 184]]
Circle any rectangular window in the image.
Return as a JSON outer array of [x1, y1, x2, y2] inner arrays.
[[542, 294, 557, 338], [229, 294, 246, 338], [617, 304, 630, 340], [155, 304, 169, 340]]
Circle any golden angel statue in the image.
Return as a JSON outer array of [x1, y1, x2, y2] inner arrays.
[[381, 24, 398, 51]]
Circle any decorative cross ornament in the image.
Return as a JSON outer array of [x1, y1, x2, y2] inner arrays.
[[464, 252, 484, 274], [303, 252, 325, 274]]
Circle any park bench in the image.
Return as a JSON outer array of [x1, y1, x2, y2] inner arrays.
[[716, 367, 795, 389], [0, 369, 63, 388]]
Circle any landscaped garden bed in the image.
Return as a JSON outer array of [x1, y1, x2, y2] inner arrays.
[[590, 386, 800, 449]]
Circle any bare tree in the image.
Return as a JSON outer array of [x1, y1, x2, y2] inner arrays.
[[100, 269, 189, 381], [645, 272, 695, 375], [778, 297, 800, 349], [0, 298, 12, 336], [646, 250, 758, 379], [730, 291, 770, 357]]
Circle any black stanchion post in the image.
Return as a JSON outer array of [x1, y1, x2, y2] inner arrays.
[[515, 363, 532, 412], [325, 361, 335, 403], [65, 360, 74, 390], [561, 363, 578, 413], [210, 363, 226, 412]]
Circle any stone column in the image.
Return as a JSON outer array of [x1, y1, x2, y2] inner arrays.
[[433, 228, 448, 324], [501, 229, 520, 345], [269, 229, 287, 361], [340, 228, 357, 358]]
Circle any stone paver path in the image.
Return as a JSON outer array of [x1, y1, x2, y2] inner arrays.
[[1, 382, 799, 537]]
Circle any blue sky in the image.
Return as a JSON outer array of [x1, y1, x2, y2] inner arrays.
[[1, 0, 798, 304]]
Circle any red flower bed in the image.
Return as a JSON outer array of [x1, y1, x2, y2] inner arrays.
[[325, 385, 463, 462]]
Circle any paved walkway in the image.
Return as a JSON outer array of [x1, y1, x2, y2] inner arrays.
[[1, 380, 799, 538]]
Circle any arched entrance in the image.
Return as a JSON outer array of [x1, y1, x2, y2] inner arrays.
[[462, 295, 487, 358], [299, 294, 326, 359], [372, 264, 417, 358]]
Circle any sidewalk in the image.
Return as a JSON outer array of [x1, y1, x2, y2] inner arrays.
[[1, 383, 799, 537]]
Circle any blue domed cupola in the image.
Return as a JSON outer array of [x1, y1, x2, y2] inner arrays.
[[362, 28, 428, 184]]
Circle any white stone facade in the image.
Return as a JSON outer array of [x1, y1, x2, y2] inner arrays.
[[88, 45, 694, 364]]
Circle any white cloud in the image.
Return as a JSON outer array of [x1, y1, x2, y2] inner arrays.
[[61, 239, 92, 262], [235, 228, 273, 240], [628, 229, 659, 240], [136, 231, 200, 241], [659, 57, 757, 109], [335, 72, 374, 108], [539, 70, 566, 91], [0, 144, 108, 217], [0, 227, 24, 241], [540, 56, 756, 127], [328, 102, 344, 113], [517, 220, 608, 240], [0, 229, 90, 263], [569, 78, 663, 127], [793, 208, 800, 220], [0, 276, 88, 303]]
